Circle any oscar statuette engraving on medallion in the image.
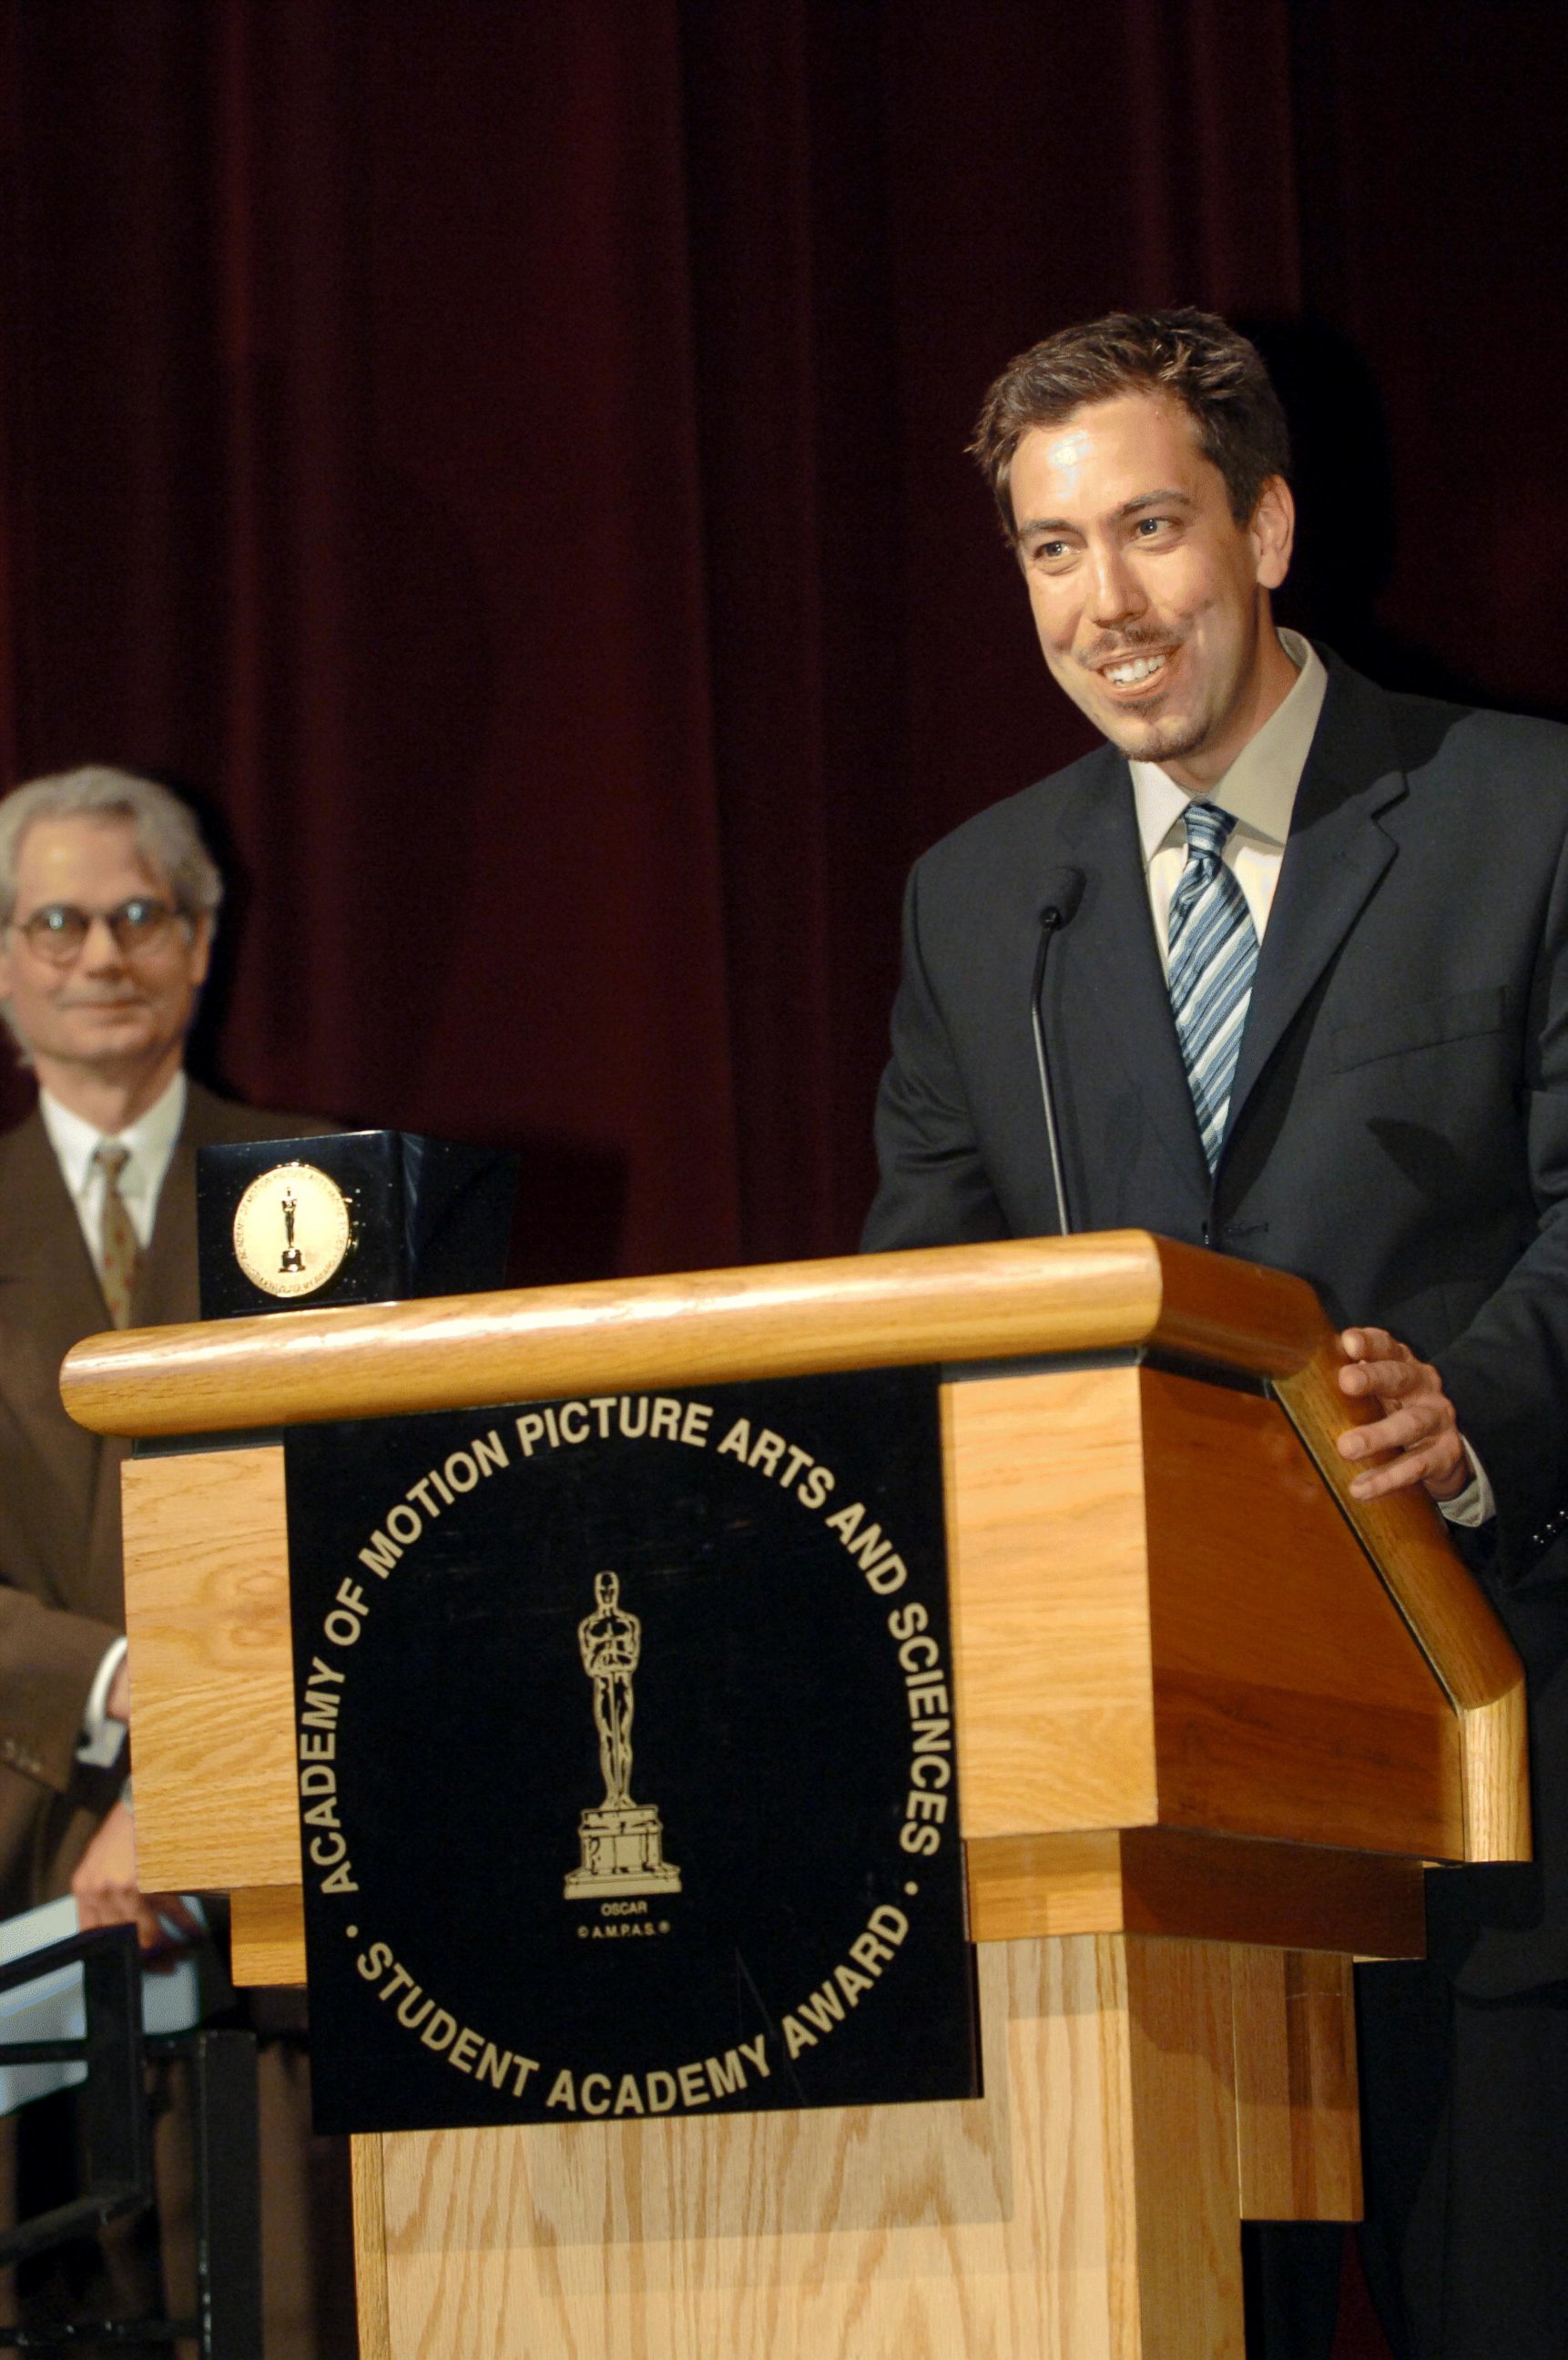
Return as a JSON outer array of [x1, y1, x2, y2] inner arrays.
[[231, 1160, 351, 1299], [565, 1572, 681, 1899]]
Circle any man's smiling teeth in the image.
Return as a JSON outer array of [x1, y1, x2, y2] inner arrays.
[[1105, 653, 1166, 686]]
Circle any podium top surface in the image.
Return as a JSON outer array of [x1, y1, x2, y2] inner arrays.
[[61, 1230, 1329, 1439]]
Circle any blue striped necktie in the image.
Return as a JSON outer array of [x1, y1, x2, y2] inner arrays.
[[1167, 801, 1257, 1169]]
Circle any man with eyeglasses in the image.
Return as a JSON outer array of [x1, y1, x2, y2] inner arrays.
[[0, 768, 342, 2345], [0, 765, 329, 1938]]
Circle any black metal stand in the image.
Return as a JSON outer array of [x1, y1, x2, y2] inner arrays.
[[0, 1927, 260, 2357]]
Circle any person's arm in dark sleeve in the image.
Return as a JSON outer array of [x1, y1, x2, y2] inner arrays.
[[0, 1582, 124, 1789], [1434, 825, 1568, 1581], [861, 860, 1010, 1253]]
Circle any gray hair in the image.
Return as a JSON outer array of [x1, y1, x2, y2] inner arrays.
[[0, 766, 224, 925]]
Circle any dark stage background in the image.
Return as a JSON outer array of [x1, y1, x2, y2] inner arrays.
[[1, 0, 1564, 1297]]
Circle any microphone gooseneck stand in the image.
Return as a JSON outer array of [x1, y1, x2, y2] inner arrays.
[[1028, 866, 1085, 1237]]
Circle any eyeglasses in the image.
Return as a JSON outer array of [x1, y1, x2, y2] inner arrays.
[[7, 897, 186, 964]]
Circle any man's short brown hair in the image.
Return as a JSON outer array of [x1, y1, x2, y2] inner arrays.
[[970, 308, 1290, 540]]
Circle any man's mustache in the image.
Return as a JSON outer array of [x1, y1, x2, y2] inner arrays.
[[1078, 626, 1186, 669]]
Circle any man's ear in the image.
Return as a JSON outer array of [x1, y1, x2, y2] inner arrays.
[[187, 913, 214, 992], [1250, 473, 1296, 592]]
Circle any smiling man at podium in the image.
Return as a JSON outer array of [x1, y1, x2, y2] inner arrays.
[[864, 311, 1568, 2360]]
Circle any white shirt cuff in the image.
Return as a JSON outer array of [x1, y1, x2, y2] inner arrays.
[[76, 1636, 129, 1768], [1437, 1438, 1495, 1530]]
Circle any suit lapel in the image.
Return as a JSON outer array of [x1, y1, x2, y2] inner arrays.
[[0, 1111, 111, 1344], [137, 1079, 223, 1328], [1222, 658, 1406, 1150], [0, 1110, 107, 1544], [1052, 748, 1211, 1202]]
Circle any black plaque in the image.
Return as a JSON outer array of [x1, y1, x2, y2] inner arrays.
[[197, 1131, 518, 1318], [285, 1368, 979, 2133]]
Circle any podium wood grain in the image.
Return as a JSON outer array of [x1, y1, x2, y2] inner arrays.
[[231, 1884, 309, 1983], [942, 1367, 1157, 1835], [1142, 1370, 1462, 1856], [965, 1828, 1424, 1956], [119, 1445, 300, 1894], [944, 1366, 1463, 1860], [356, 1935, 1255, 2360], [66, 1232, 1327, 1436], [1232, 1948, 1359, 2223], [1273, 1344, 1529, 1858]]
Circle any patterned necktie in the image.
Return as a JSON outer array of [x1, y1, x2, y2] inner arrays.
[[1166, 801, 1258, 1169], [93, 1141, 142, 1328]]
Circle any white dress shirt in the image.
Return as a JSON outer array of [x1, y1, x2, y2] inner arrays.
[[1129, 631, 1492, 1529], [39, 1068, 187, 1262], [38, 1069, 188, 1767]]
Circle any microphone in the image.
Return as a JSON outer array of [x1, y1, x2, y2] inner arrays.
[[1029, 867, 1085, 1236]]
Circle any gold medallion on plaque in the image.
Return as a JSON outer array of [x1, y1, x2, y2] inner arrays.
[[232, 1162, 351, 1299]]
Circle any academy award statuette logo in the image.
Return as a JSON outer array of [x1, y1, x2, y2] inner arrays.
[[565, 1572, 681, 1899], [232, 1161, 352, 1300]]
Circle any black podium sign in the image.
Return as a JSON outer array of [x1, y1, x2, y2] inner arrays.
[[284, 1367, 979, 2134]]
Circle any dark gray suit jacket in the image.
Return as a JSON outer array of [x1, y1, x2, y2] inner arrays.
[[0, 1079, 331, 1913], [864, 650, 1568, 1993]]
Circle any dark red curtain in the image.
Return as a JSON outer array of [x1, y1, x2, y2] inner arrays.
[[2, 0, 1565, 1291]]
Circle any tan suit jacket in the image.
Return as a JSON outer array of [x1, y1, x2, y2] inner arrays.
[[0, 1079, 330, 1910]]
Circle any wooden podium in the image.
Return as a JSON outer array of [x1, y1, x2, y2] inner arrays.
[[60, 1230, 1527, 2360]]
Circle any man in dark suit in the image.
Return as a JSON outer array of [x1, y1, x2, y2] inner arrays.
[[863, 311, 1568, 2359], [0, 764, 341, 2348]]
